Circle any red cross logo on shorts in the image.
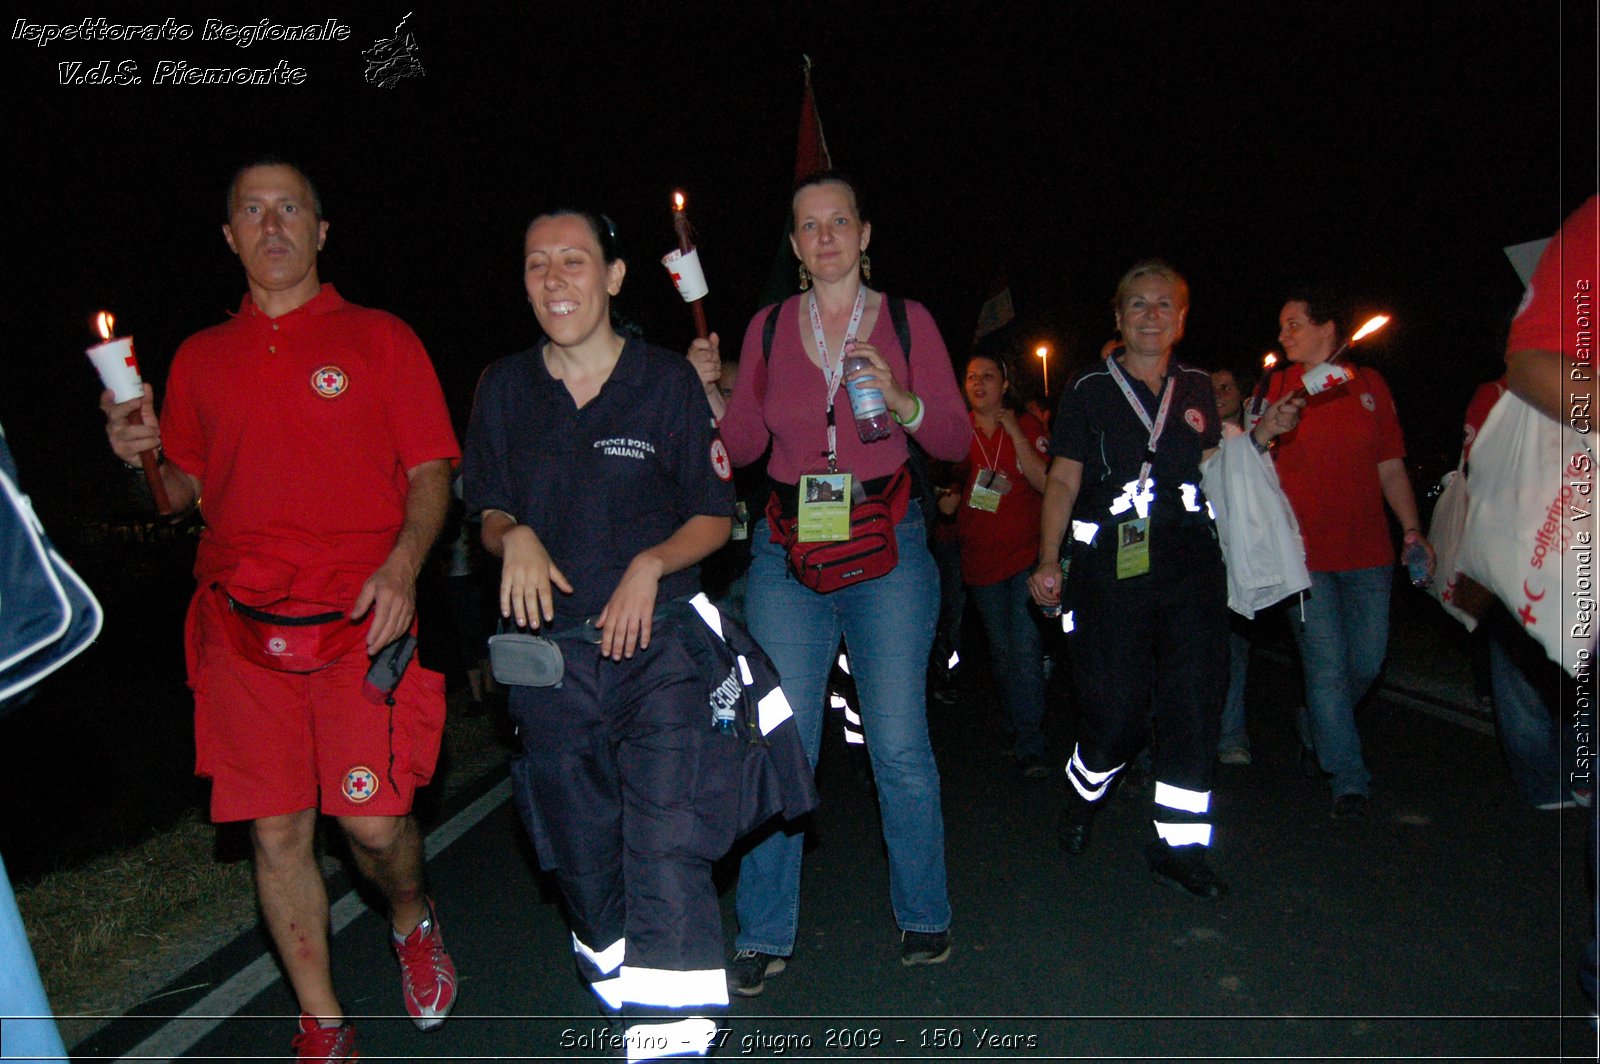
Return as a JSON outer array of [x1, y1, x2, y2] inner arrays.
[[311, 365, 349, 398], [342, 766, 379, 803]]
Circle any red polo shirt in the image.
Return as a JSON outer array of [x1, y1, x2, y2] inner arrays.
[[1264, 363, 1406, 572], [162, 284, 459, 606]]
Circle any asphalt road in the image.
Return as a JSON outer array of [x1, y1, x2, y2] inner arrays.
[[73, 628, 1596, 1062]]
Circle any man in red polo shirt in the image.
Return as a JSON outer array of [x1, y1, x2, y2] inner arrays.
[[102, 160, 460, 1061]]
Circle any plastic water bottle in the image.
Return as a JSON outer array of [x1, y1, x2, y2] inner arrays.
[[1403, 541, 1430, 588], [711, 667, 739, 733], [843, 345, 893, 442], [1041, 556, 1071, 617]]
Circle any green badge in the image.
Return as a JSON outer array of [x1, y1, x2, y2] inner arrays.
[[1115, 517, 1151, 579], [797, 473, 853, 542]]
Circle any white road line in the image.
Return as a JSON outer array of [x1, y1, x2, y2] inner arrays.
[[114, 778, 512, 1063]]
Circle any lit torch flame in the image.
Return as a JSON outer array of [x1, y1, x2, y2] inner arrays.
[[673, 191, 686, 212], [96, 311, 115, 341], [1263, 352, 1278, 370], [1349, 314, 1390, 344]]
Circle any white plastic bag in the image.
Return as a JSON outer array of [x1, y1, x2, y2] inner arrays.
[[1201, 428, 1312, 619], [1457, 391, 1595, 674], [1425, 467, 1486, 631]]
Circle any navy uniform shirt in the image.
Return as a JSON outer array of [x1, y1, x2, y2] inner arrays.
[[1051, 353, 1221, 528], [463, 338, 735, 620]]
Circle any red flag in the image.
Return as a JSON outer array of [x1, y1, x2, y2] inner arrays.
[[763, 57, 835, 306], [794, 57, 832, 179]]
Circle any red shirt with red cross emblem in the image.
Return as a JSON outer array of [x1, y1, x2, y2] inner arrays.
[[1506, 194, 1597, 363], [162, 284, 459, 605], [953, 411, 1049, 586], [1264, 363, 1406, 571]]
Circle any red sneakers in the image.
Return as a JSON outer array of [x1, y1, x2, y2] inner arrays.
[[293, 1013, 359, 1061], [392, 898, 457, 1031]]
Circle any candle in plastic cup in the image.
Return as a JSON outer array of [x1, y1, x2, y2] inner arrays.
[[661, 247, 709, 302], [87, 337, 143, 402]]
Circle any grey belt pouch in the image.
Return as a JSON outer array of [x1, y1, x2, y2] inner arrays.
[[488, 631, 564, 687]]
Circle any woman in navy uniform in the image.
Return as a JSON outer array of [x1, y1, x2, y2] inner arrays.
[[1028, 260, 1301, 899], [463, 209, 736, 1060]]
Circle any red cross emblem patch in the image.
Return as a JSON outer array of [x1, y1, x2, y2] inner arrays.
[[709, 438, 732, 481], [312, 365, 349, 398], [342, 766, 379, 804], [1184, 408, 1206, 433]]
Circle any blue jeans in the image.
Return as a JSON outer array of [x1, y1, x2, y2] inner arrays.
[[735, 507, 951, 955], [966, 568, 1047, 759], [1218, 622, 1252, 753], [1487, 605, 1568, 805], [1289, 566, 1390, 797]]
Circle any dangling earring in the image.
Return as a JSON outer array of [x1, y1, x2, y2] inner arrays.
[[860, 253, 872, 282], [798, 263, 811, 291]]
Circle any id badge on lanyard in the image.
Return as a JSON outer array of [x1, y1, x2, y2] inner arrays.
[[968, 469, 1011, 512], [1105, 357, 1173, 580], [799, 290, 867, 542], [797, 472, 853, 541]]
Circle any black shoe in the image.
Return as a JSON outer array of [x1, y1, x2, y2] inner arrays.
[[727, 949, 786, 997], [1057, 797, 1099, 855], [1146, 841, 1228, 900], [900, 929, 951, 966], [1331, 793, 1369, 821]]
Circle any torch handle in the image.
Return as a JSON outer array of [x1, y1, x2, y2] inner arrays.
[[690, 302, 708, 340], [127, 408, 173, 515]]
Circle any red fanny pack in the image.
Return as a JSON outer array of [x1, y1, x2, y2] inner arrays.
[[766, 468, 910, 594], [213, 585, 366, 673]]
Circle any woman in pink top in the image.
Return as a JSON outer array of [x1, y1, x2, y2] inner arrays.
[[690, 171, 968, 990]]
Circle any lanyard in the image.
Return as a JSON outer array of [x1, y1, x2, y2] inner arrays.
[[808, 289, 867, 471], [971, 414, 1007, 471], [1105, 355, 1175, 492]]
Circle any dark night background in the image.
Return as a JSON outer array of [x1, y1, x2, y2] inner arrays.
[[0, 1, 1595, 876]]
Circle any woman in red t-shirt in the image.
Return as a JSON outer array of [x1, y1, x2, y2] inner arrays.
[[942, 353, 1052, 775]]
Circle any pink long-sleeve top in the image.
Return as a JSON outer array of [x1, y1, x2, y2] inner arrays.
[[720, 293, 971, 482]]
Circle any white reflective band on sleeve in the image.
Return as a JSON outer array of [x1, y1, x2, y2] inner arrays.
[[1071, 520, 1100, 544], [1180, 483, 1201, 512], [1205, 500, 1216, 520], [572, 933, 625, 976], [625, 1017, 719, 1062], [844, 706, 861, 726], [736, 655, 754, 685], [1154, 821, 1213, 847], [590, 974, 625, 1010], [1062, 610, 1074, 633], [686, 592, 723, 639], [1153, 781, 1211, 814], [947, 650, 960, 669], [619, 965, 729, 1008], [756, 687, 794, 735], [829, 693, 848, 709], [844, 727, 865, 745], [837, 653, 852, 675]]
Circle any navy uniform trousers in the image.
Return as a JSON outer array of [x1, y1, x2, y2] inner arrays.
[[510, 614, 741, 1060], [1066, 521, 1229, 845]]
